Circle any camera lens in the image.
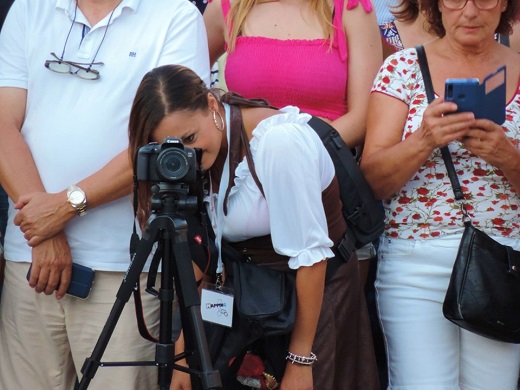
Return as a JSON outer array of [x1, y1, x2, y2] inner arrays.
[[156, 148, 190, 181]]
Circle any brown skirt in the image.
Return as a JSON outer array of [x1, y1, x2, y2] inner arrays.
[[312, 256, 380, 390]]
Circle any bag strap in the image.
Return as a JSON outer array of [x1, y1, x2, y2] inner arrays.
[[220, 92, 277, 216], [416, 45, 468, 222], [306, 116, 357, 260], [416, 45, 435, 104], [223, 104, 265, 215], [221, 91, 277, 110]]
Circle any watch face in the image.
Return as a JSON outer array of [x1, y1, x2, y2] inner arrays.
[[69, 190, 85, 205]]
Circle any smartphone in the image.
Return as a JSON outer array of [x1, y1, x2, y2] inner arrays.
[[27, 262, 95, 299], [444, 78, 480, 114], [444, 66, 506, 125]]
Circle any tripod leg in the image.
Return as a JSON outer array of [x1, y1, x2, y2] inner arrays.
[[77, 212, 221, 390], [77, 231, 158, 390], [157, 229, 175, 389], [168, 218, 221, 390]]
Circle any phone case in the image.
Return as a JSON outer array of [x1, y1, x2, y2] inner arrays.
[[445, 65, 506, 125], [67, 263, 95, 299], [27, 262, 95, 299]]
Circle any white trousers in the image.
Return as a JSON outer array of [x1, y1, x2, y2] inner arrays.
[[376, 235, 520, 390]]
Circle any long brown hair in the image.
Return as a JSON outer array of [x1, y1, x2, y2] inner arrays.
[[128, 65, 211, 228], [227, 0, 334, 51]]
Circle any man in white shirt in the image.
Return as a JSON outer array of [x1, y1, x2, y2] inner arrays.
[[0, 0, 210, 389]]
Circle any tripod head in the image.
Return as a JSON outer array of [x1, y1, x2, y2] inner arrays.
[[149, 182, 199, 218]]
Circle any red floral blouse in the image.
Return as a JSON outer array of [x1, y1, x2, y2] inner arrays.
[[371, 48, 520, 239]]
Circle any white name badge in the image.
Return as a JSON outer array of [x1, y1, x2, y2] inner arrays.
[[201, 283, 234, 328]]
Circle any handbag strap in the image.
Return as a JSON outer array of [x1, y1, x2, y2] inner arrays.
[[223, 104, 265, 216], [416, 45, 435, 104], [221, 91, 278, 215], [416, 45, 465, 203]]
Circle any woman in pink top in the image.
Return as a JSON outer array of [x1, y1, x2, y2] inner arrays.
[[204, 0, 381, 149]]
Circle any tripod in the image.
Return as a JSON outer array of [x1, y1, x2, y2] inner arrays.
[[78, 183, 222, 390]]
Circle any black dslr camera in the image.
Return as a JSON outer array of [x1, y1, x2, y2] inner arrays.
[[136, 137, 198, 183]]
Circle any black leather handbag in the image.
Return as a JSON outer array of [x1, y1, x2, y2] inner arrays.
[[233, 259, 296, 336], [220, 241, 296, 338], [443, 221, 520, 343], [416, 45, 520, 343], [207, 243, 295, 388]]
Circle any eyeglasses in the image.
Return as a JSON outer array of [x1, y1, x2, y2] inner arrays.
[[44, 1, 118, 81], [45, 52, 103, 80], [441, 0, 500, 10]]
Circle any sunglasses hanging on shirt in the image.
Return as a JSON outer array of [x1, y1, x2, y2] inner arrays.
[[44, 1, 120, 80]]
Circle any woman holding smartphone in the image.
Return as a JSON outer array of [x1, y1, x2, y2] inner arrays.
[[360, 0, 520, 388]]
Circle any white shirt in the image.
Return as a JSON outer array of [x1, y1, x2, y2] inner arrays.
[[0, 0, 210, 270], [209, 105, 335, 270]]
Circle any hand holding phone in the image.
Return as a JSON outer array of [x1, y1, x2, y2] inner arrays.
[[27, 262, 95, 299], [444, 65, 506, 125]]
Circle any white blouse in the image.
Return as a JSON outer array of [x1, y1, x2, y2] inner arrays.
[[208, 105, 336, 270]]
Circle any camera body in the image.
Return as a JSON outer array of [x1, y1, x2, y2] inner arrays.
[[136, 137, 198, 183]]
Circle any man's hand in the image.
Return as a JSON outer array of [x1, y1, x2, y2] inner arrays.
[[14, 191, 74, 246], [28, 231, 72, 299]]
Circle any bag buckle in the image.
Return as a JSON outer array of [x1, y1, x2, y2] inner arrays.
[[336, 233, 356, 262], [345, 207, 362, 225], [506, 246, 520, 276]]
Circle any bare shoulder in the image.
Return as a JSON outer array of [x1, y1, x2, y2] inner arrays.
[[204, 0, 224, 19], [242, 107, 281, 139], [342, 0, 379, 35]]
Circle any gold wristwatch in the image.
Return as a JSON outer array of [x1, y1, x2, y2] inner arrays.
[[67, 184, 87, 216]]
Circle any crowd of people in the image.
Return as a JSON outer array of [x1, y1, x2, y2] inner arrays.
[[0, 0, 519, 389]]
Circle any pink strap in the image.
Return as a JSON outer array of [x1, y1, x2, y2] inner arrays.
[[335, 0, 373, 61], [346, 0, 373, 12], [221, 0, 231, 19], [333, 0, 347, 62]]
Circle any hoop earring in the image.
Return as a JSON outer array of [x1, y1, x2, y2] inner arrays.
[[213, 110, 225, 132]]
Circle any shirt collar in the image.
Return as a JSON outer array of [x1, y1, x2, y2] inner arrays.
[[54, 0, 139, 21]]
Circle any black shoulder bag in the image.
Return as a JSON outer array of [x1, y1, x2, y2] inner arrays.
[[417, 45, 520, 343]]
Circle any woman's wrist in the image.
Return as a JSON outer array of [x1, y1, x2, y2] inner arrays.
[[285, 351, 318, 366]]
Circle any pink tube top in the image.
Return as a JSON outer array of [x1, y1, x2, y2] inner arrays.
[[220, 0, 372, 120]]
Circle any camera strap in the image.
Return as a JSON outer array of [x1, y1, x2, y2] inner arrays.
[[128, 153, 159, 342]]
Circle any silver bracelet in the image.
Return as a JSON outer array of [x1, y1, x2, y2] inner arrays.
[[285, 351, 317, 366]]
